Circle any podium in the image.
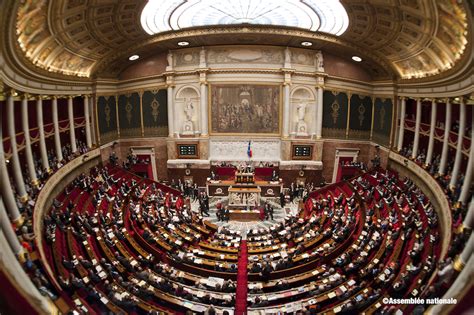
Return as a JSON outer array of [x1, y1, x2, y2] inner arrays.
[[228, 186, 261, 209], [235, 172, 254, 184]]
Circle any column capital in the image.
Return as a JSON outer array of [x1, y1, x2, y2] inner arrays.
[[21, 92, 29, 100], [453, 255, 465, 272], [35, 95, 43, 101], [4, 89, 16, 97], [51, 95, 58, 100]]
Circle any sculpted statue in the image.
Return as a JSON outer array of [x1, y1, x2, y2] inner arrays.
[[315, 51, 324, 70], [184, 99, 194, 121], [297, 103, 307, 121], [167, 52, 173, 69]]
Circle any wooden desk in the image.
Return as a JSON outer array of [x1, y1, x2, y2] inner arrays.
[[229, 209, 261, 222], [207, 180, 282, 197]]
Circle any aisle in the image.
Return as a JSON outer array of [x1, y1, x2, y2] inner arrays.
[[235, 240, 248, 314]]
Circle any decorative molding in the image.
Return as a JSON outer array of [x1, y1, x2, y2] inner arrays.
[[209, 139, 281, 161]]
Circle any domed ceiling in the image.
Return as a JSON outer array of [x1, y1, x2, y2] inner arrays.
[[10, 0, 472, 80]]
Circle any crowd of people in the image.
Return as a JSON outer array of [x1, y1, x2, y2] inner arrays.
[[2, 137, 469, 314]]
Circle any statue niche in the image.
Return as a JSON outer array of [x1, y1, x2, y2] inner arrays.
[[176, 86, 200, 136], [182, 98, 195, 135], [296, 102, 308, 136]]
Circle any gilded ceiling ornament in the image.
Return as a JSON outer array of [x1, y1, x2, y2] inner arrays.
[[104, 103, 111, 128], [380, 105, 386, 130], [125, 101, 133, 125], [358, 104, 366, 127], [331, 101, 340, 125], [150, 100, 160, 122]]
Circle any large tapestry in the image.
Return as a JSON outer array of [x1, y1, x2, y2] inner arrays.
[[210, 84, 281, 134], [322, 90, 348, 139], [97, 95, 118, 144], [372, 97, 393, 147], [142, 89, 168, 137], [118, 92, 141, 138], [348, 94, 373, 140]]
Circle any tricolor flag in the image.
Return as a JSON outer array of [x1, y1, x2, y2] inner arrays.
[[247, 141, 252, 158]]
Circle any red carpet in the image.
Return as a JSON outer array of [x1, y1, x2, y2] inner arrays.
[[235, 240, 248, 314]]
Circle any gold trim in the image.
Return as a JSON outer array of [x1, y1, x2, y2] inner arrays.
[[346, 92, 351, 139], [17, 248, 27, 263], [13, 215, 24, 227], [370, 96, 375, 140], [453, 255, 465, 272], [139, 90, 144, 137], [95, 95, 101, 145], [115, 95, 120, 138], [207, 83, 283, 136], [31, 178, 40, 187], [455, 223, 464, 234], [19, 194, 29, 203]]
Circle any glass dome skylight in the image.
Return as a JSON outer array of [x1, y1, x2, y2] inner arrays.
[[141, 0, 349, 36]]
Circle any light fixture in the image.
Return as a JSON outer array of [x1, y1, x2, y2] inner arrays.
[[129, 55, 140, 61], [301, 41, 313, 47], [177, 41, 189, 46], [352, 56, 362, 62], [141, 0, 349, 36]]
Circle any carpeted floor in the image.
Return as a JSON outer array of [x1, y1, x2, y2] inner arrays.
[[235, 240, 248, 314]]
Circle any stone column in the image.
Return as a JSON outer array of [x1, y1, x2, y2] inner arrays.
[[425, 99, 437, 166], [282, 83, 291, 137], [200, 83, 208, 136], [0, 105, 23, 225], [316, 86, 323, 139], [0, 196, 23, 255], [450, 98, 466, 188], [21, 95, 38, 186], [90, 95, 97, 145], [412, 98, 422, 159], [462, 197, 474, 230], [52, 96, 63, 162], [454, 232, 473, 272], [68, 96, 77, 152], [397, 97, 406, 151], [6, 92, 27, 201], [458, 109, 473, 205], [36, 96, 50, 172], [84, 95, 92, 148], [167, 84, 175, 137], [438, 99, 452, 175]]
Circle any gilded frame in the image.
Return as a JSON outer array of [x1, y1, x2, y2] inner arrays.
[[208, 83, 282, 136]]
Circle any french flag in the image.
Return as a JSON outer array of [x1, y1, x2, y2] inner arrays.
[[247, 140, 252, 158]]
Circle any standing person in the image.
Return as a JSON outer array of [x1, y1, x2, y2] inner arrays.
[[193, 183, 199, 201], [202, 192, 209, 211], [224, 206, 230, 222], [216, 201, 223, 221], [280, 191, 285, 208], [290, 182, 296, 202]]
